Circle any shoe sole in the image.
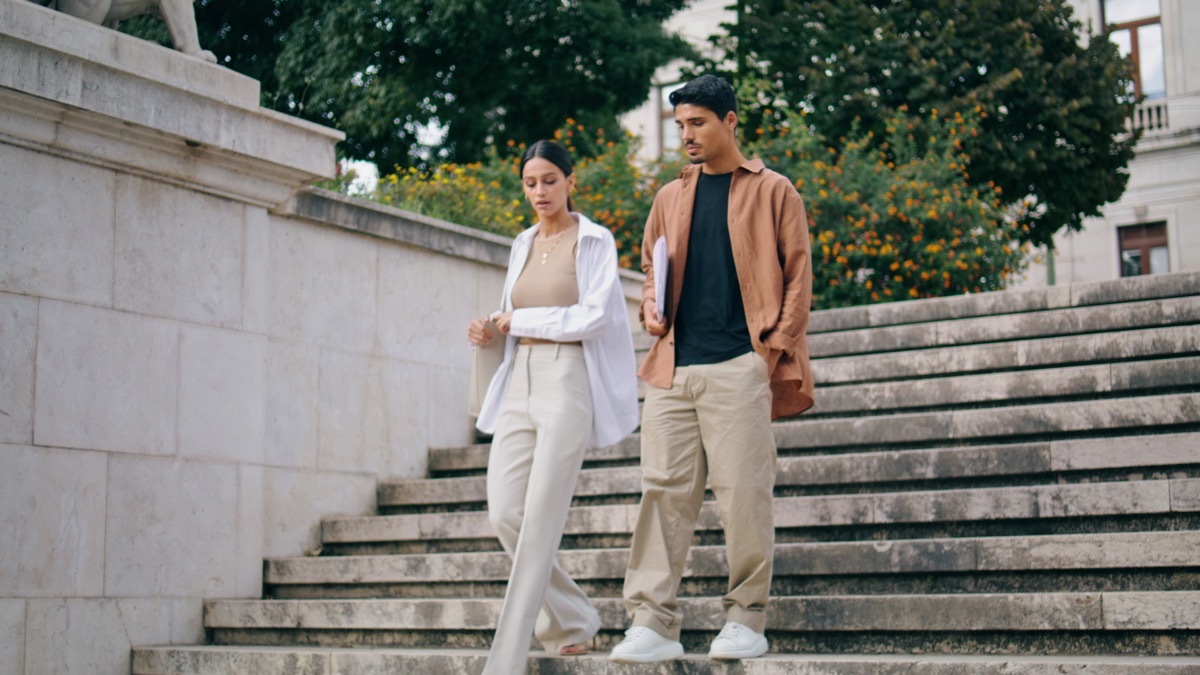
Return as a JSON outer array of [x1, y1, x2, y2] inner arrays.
[[709, 638, 769, 660], [609, 643, 685, 664]]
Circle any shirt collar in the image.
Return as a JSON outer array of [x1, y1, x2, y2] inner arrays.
[[678, 157, 766, 182]]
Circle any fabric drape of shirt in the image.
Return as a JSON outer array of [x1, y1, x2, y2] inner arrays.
[[476, 213, 640, 448], [638, 159, 816, 419]]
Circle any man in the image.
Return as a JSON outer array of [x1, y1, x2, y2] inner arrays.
[[611, 74, 815, 663]]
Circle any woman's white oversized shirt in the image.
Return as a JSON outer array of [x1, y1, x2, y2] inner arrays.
[[475, 214, 639, 449]]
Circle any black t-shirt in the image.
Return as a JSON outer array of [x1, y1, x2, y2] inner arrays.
[[674, 171, 752, 367]]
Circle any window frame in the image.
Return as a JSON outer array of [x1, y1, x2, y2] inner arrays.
[[657, 82, 683, 160], [1117, 221, 1169, 277], [1101, 0, 1165, 100]]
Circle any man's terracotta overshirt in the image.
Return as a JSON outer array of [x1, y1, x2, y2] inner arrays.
[[638, 158, 815, 418]]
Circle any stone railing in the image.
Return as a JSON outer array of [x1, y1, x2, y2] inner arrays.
[[1128, 99, 1170, 133]]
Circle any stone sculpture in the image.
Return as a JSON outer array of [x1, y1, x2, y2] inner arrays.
[[34, 0, 217, 62]]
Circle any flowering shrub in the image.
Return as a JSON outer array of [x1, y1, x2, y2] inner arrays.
[[371, 121, 664, 268], [746, 110, 1029, 309], [559, 122, 666, 268], [375, 153, 527, 238], [357, 110, 1027, 309]]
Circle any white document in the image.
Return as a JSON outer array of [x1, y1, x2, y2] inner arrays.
[[652, 236, 668, 323]]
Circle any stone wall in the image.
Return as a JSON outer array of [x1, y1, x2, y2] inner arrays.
[[0, 3, 642, 673]]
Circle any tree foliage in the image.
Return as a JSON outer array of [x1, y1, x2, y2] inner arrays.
[[123, 0, 692, 168], [351, 111, 1030, 309], [119, 1, 299, 100], [747, 110, 1028, 308], [704, 0, 1139, 247]]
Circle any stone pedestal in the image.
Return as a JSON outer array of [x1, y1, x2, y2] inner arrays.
[[0, 3, 411, 674], [0, 0, 339, 207]]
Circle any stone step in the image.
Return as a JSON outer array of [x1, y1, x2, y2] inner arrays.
[[325, 477, 1200, 546], [432, 357, 1200, 494], [267, 530, 1200, 590], [814, 324, 1200, 386], [383, 432, 1200, 508], [777, 391, 1200, 449], [131, 645, 1200, 675], [808, 270, 1200, 334], [202, 591, 1200, 634], [809, 295, 1200, 358], [428, 435, 640, 475], [813, 354, 1200, 415], [133, 275, 1200, 671], [427, 393, 1200, 474]]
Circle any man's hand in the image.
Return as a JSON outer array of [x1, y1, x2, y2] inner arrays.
[[643, 299, 667, 337]]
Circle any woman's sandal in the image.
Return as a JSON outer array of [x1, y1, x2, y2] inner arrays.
[[559, 636, 597, 656], [559, 642, 589, 656]]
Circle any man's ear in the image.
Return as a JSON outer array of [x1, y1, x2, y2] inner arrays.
[[724, 110, 739, 132]]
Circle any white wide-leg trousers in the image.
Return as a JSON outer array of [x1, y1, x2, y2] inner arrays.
[[481, 343, 601, 675]]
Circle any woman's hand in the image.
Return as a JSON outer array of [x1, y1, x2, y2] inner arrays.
[[467, 317, 497, 346], [493, 311, 514, 335]]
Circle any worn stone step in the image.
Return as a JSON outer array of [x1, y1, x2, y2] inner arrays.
[[133, 273, 1200, 672], [813, 355, 1200, 415], [267, 530, 1200, 591], [427, 393, 1200, 475], [814, 324, 1200, 386], [809, 295, 1200, 358], [202, 591, 1200, 634], [778, 392, 1200, 450], [429, 435, 640, 474], [381, 465, 640, 507], [808, 270, 1200, 334], [326, 477, 1200, 546], [384, 432, 1200, 508], [131, 645, 1200, 675]]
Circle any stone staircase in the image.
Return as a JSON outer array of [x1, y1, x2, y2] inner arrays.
[[133, 272, 1200, 674]]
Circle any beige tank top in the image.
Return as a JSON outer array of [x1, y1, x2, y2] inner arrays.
[[512, 223, 579, 309]]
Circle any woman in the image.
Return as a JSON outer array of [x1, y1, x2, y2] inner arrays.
[[468, 140, 640, 674]]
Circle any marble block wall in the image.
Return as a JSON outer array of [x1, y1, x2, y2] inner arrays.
[[1, 2, 638, 673]]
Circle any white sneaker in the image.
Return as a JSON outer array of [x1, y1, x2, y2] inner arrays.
[[609, 626, 685, 663], [708, 621, 769, 660]]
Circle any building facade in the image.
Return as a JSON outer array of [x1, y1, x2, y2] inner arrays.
[[1028, 0, 1200, 286], [622, 0, 731, 164], [624, 0, 1200, 288]]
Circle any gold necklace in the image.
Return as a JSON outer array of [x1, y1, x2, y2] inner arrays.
[[537, 232, 565, 265]]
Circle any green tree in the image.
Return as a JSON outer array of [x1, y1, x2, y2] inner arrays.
[[123, 0, 692, 168], [704, 0, 1138, 247], [119, 1, 299, 99], [360, 110, 1030, 310]]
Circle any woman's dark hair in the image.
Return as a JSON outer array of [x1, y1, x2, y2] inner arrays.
[[520, 140, 575, 212], [668, 74, 737, 121]]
